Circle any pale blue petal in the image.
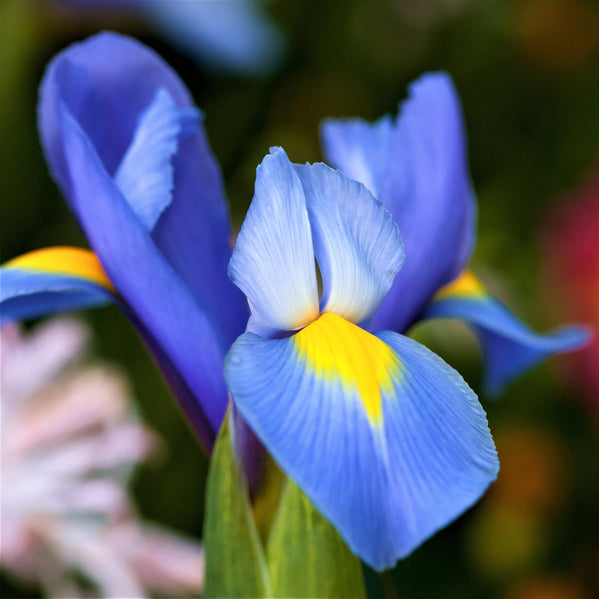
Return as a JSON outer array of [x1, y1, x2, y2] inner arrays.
[[228, 147, 319, 332], [425, 294, 591, 395], [58, 0, 285, 75], [142, 0, 286, 75], [295, 162, 405, 324], [225, 314, 498, 570], [115, 87, 182, 230], [318, 116, 394, 196]]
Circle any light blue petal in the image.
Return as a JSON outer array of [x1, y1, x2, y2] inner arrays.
[[0, 268, 112, 325], [141, 0, 285, 75], [114, 87, 183, 230], [228, 148, 319, 332], [424, 293, 591, 395], [321, 73, 476, 333], [294, 162, 405, 324], [318, 116, 394, 196], [225, 313, 498, 571]]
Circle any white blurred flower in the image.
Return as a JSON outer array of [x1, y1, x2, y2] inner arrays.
[[0, 317, 204, 598]]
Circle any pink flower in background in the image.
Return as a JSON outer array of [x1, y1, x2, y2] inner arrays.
[[0, 317, 204, 598], [543, 165, 599, 414]]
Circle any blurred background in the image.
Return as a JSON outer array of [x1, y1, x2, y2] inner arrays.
[[1, 1, 598, 597]]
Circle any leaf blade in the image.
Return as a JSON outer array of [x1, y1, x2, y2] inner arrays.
[[204, 411, 272, 598], [268, 479, 366, 599]]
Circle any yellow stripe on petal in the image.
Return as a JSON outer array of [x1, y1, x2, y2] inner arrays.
[[435, 270, 486, 301], [293, 312, 400, 425], [5, 247, 115, 292]]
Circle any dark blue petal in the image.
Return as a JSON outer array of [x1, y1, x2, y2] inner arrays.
[[424, 272, 591, 395], [38, 31, 247, 345], [58, 99, 229, 447], [133, 320, 220, 452], [0, 268, 112, 325], [1, 246, 116, 324], [225, 312, 498, 570], [321, 73, 476, 333]]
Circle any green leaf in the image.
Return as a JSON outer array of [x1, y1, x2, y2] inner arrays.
[[267, 479, 366, 598], [204, 411, 272, 598]]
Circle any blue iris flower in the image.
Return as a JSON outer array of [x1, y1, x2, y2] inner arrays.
[[223, 146, 499, 570], [0, 32, 587, 571], [2, 32, 249, 450]]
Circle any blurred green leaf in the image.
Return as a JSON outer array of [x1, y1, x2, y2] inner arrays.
[[268, 479, 366, 599], [204, 411, 272, 598]]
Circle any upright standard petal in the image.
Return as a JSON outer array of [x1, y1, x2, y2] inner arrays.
[[38, 31, 247, 346], [321, 73, 476, 332], [1, 248, 114, 324], [425, 271, 591, 394], [225, 312, 498, 570], [57, 102, 229, 447], [228, 148, 319, 332], [317, 116, 394, 196], [295, 162, 405, 324]]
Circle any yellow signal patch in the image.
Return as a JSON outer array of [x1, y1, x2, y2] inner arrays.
[[293, 312, 400, 425], [435, 270, 486, 301], [6, 247, 115, 292]]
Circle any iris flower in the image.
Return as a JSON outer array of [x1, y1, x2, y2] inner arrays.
[[0, 32, 587, 571], [1, 32, 249, 452], [223, 146, 498, 570]]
